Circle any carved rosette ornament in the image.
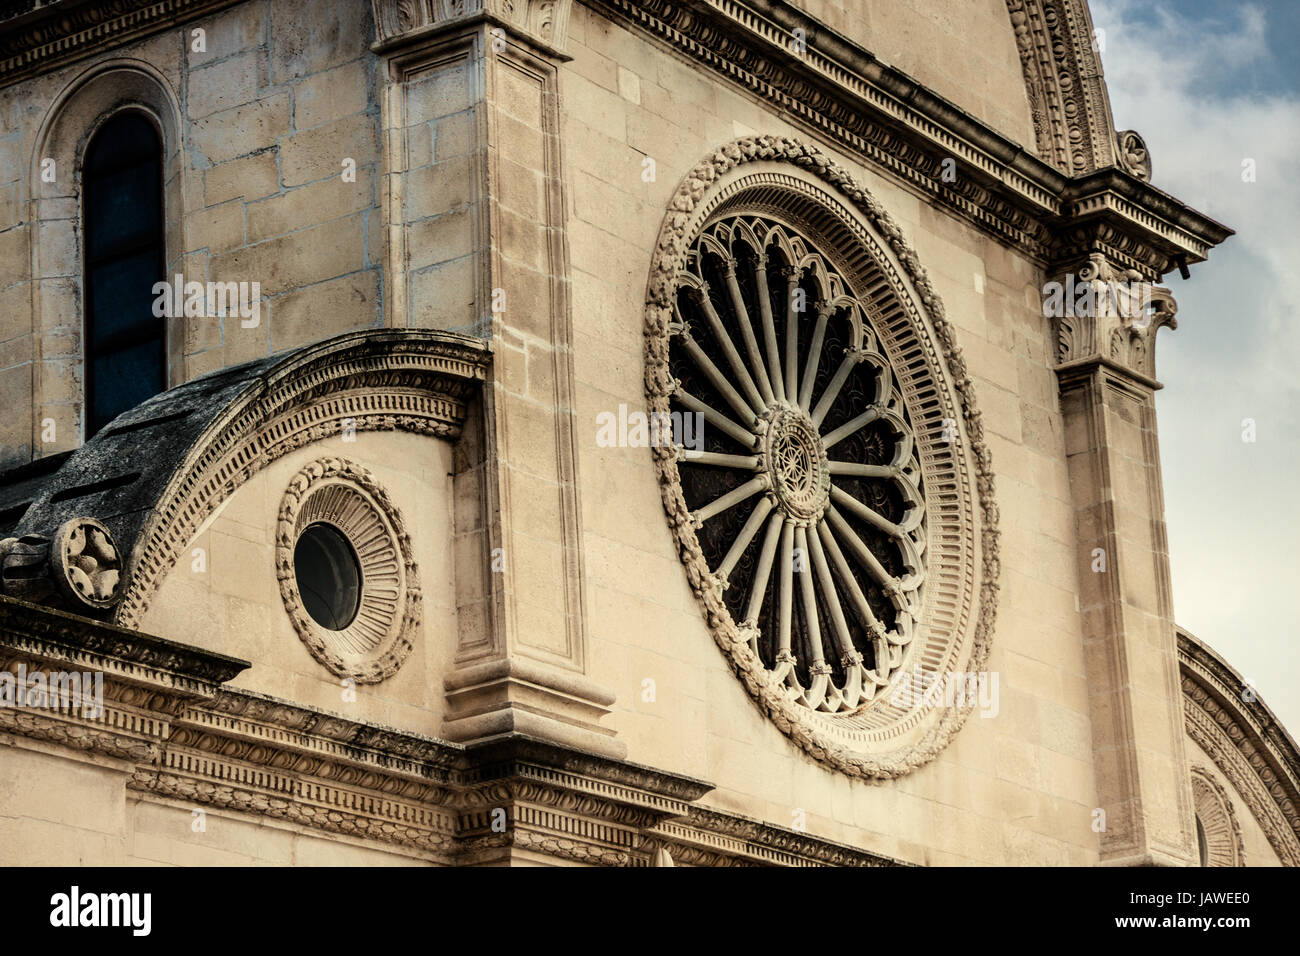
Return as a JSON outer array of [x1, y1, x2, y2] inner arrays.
[[0, 518, 124, 613], [1116, 130, 1152, 182], [276, 458, 421, 684], [645, 137, 999, 779]]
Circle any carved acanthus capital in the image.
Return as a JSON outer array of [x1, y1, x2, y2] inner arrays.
[[1047, 253, 1178, 384], [371, 0, 572, 55]]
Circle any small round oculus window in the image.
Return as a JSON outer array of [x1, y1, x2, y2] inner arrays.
[[293, 522, 361, 630], [276, 458, 421, 683]]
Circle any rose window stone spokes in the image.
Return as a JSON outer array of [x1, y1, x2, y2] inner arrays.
[[667, 215, 926, 713]]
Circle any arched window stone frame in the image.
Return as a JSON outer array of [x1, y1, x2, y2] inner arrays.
[[644, 137, 1000, 779], [29, 59, 185, 448]]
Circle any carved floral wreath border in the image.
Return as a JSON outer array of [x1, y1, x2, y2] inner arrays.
[[644, 135, 1001, 779], [276, 457, 423, 684]]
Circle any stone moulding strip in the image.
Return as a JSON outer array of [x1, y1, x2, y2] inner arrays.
[[113, 330, 491, 630], [584, 0, 1232, 279]]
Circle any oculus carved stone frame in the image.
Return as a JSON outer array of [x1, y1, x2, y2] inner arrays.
[[645, 137, 1000, 778], [277, 458, 421, 684]]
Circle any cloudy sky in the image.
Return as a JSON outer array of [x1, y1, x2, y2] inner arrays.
[[1091, 0, 1300, 733]]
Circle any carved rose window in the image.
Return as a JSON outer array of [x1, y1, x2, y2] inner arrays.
[[667, 215, 925, 712]]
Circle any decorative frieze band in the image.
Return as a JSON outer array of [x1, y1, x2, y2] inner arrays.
[[0, 608, 901, 865]]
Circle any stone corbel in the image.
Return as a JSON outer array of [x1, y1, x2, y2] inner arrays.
[[1049, 253, 1178, 386], [371, 0, 572, 58]]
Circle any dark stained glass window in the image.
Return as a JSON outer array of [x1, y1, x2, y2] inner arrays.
[[83, 111, 166, 436]]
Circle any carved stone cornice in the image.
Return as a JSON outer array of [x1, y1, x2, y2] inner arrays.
[[0, 592, 246, 689], [0, 592, 248, 769], [1053, 169, 1231, 280], [0, 0, 244, 89], [583, 0, 1231, 281], [649, 807, 905, 868], [370, 0, 572, 57], [1178, 627, 1300, 866]]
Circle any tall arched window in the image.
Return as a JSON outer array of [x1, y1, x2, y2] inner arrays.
[[83, 110, 166, 436]]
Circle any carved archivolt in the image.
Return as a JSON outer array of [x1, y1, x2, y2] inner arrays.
[[114, 331, 488, 629], [1005, 0, 1123, 176], [1179, 630, 1300, 867], [1190, 766, 1245, 866], [276, 458, 421, 684], [645, 136, 999, 778]]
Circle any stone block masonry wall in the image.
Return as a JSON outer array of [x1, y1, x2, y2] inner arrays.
[[785, 0, 1035, 147], [0, 0, 386, 465], [181, 0, 384, 375], [561, 4, 1099, 865]]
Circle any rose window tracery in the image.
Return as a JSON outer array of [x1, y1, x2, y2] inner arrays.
[[666, 215, 926, 713]]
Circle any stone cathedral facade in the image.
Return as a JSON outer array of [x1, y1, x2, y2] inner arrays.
[[0, 0, 1295, 867]]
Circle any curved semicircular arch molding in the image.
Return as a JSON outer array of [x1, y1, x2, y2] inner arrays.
[[103, 329, 491, 629], [644, 136, 1000, 780]]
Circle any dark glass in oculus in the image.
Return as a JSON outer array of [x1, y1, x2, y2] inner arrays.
[[293, 522, 362, 631]]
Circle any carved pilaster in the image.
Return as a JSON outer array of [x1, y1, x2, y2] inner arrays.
[[376, 5, 618, 757], [1049, 253, 1197, 865]]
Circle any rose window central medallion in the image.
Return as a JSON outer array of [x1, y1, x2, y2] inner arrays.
[[761, 404, 829, 521]]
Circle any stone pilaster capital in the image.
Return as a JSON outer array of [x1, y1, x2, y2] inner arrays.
[[371, 0, 572, 57], [1045, 253, 1179, 386]]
